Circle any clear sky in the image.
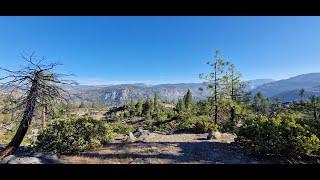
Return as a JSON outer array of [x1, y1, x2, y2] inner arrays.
[[0, 16, 320, 85]]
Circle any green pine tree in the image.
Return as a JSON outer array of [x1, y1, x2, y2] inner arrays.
[[143, 98, 154, 120], [199, 50, 229, 124], [129, 99, 136, 116], [79, 102, 85, 108], [176, 99, 185, 113], [253, 92, 270, 115], [225, 63, 244, 123], [154, 93, 160, 112], [135, 97, 143, 117], [183, 89, 193, 110]]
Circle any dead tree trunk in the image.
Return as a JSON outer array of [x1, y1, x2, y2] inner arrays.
[[0, 79, 38, 159], [0, 52, 75, 160], [41, 104, 47, 128]]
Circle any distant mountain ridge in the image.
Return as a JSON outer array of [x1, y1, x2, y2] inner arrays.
[[244, 79, 275, 91], [68, 79, 279, 106], [59, 73, 320, 105], [2, 73, 320, 105], [250, 73, 320, 102], [68, 83, 205, 106]]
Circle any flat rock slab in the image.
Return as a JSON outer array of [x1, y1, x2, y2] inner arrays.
[[1, 133, 275, 164], [1, 154, 60, 164], [1, 155, 42, 164], [0, 146, 61, 164], [59, 133, 275, 164]]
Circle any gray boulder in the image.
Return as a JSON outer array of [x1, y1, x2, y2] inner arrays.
[[125, 132, 137, 143], [133, 127, 151, 137], [213, 131, 222, 139], [207, 130, 213, 140], [33, 152, 59, 163], [1, 155, 16, 164], [207, 130, 222, 140], [1, 155, 42, 164], [1, 153, 60, 164]]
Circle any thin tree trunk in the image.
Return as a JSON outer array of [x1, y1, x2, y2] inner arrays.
[[214, 62, 218, 124], [0, 81, 37, 160], [230, 70, 235, 123], [230, 108, 235, 123], [42, 104, 47, 128], [313, 101, 317, 121], [0, 121, 29, 159]]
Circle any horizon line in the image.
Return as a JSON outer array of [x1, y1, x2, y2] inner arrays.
[[73, 72, 320, 86]]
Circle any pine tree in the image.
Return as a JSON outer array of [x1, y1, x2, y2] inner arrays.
[[299, 88, 305, 104], [183, 89, 193, 110], [153, 93, 160, 113], [79, 102, 85, 108], [197, 99, 211, 115], [91, 102, 97, 109], [135, 98, 143, 117], [253, 92, 270, 115], [176, 99, 185, 113], [129, 99, 136, 116], [270, 97, 283, 117], [199, 50, 229, 124], [310, 95, 317, 120], [149, 98, 154, 113], [143, 98, 154, 119], [242, 92, 253, 105], [225, 63, 244, 123]]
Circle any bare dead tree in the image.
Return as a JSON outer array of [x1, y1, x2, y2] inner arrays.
[[0, 52, 76, 159]]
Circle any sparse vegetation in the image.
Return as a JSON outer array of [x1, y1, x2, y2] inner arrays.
[[109, 123, 135, 135], [1, 51, 320, 164]]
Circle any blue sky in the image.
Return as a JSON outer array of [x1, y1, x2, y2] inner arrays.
[[0, 16, 320, 85]]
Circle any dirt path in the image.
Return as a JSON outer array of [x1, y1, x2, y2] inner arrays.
[[59, 133, 274, 164]]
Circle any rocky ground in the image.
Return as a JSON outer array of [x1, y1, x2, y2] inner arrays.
[[0, 132, 275, 164], [0, 145, 60, 164]]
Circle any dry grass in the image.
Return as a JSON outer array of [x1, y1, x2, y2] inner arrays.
[[59, 155, 105, 164]]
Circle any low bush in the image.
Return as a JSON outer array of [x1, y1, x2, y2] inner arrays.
[[33, 117, 114, 153], [220, 120, 237, 133], [299, 118, 320, 137], [237, 113, 320, 157], [193, 116, 220, 133], [109, 123, 135, 134], [156, 115, 221, 134]]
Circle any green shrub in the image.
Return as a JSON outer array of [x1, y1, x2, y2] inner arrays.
[[109, 113, 121, 122], [194, 116, 220, 133], [2, 113, 11, 124], [33, 117, 114, 154], [220, 120, 237, 133], [299, 118, 320, 136], [155, 120, 179, 133], [109, 123, 135, 134], [147, 115, 221, 134], [177, 116, 220, 133], [237, 113, 320, 157], [153, 110, 169, 122]]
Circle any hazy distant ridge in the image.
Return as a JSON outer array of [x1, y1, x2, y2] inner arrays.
[[68, 79, 278, 105]]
